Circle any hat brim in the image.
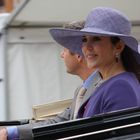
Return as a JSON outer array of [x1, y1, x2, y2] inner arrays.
[[50, 28, 140, 64]]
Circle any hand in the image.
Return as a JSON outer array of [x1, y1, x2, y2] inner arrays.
[[0, 128, 7, 140]]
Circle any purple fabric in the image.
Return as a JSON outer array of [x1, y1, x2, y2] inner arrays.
[[78, 72, 140, 118], [7, 126, 19, 140]]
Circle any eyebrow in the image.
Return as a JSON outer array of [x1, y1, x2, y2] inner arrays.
[[92, 36, 101, 41], [82, 36, 101, 42]]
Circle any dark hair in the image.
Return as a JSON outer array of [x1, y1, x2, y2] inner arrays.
[[0, 0, 4, 6], [64, 21, 85, 30], [63, 21, 85, 55], [111, 37, 140, 82]]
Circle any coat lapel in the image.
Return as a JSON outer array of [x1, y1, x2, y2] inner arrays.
[[71, 72, 102, 119], [79, 72, 102, 113]]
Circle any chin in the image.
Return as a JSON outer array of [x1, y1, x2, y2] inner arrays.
[[67, 70, 73, 74], [67, 70, 70, 73], [87, 62, 97, 69]]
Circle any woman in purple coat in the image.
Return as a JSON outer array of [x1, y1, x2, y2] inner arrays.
[[50, 7, 140, 118]]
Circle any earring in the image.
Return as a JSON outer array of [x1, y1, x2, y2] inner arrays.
[[115, 53, 120, 63]]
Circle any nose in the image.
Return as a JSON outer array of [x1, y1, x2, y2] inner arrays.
[[83, 42, 93, 51], [82, 42, 94, 55], [60, 50, 64, 58]]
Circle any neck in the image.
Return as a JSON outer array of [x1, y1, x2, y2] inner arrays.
[[99, 61, 126, 80], [78, 67, 94, 81]]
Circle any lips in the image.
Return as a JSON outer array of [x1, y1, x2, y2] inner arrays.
[[86, 53, 97, 59]]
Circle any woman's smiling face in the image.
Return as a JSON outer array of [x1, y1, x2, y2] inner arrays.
[[82, 35, 117, 69]]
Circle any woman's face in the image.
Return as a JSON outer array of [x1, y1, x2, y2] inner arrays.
[[82, 36, 117, 69]]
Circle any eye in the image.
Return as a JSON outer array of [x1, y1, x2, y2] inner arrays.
[[82, 37, 87, 43], [92, 37, 101, 42]]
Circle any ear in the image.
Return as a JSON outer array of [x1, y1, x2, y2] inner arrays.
[[76, 54, 83, 62], [114, 40, 125, 54]]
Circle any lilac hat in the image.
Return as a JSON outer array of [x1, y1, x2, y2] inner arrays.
[[50, 7, 140, 63]]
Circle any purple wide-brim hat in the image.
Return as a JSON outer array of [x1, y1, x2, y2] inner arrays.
[[50, 7, 140, 64]]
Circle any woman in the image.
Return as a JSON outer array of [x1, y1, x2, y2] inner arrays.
[[50, 7, 140, 118], [79, 36, 140, 118]]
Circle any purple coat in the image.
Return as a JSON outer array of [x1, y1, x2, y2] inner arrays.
[[78, 72, 140, 118]]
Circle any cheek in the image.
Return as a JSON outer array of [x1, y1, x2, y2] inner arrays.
[[63, 55, 69, 64], [100, 49, 115, 64], [64, 55, 73, 65], [82, 47, 87, 55], [94, 46, 108, 57]]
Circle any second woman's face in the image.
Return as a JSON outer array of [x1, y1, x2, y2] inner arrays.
[[82, 36, 117, 69]]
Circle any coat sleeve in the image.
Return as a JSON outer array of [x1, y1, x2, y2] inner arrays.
[[17, 85, 82, 139], [102, 80, 138, 113], [17, 106, 72, 139]]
